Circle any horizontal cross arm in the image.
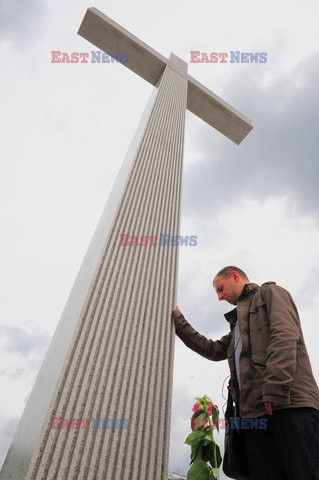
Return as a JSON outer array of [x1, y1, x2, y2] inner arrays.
[[78, 8, 167, 86], [187, 76, 253, 144]]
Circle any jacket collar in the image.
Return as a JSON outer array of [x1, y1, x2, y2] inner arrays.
[[238, 282, 259, 301], [224, 283, 260, 328], [224, 308, 237, 328]]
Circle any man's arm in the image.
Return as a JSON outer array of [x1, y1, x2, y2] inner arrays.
[[172, 306, 231, 361], [261, 284, 300, 407]]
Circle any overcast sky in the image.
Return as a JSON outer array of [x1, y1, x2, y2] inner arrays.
[[1, 0, 319, 477]]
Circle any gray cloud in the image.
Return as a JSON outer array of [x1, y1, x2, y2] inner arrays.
[[183, 52, 319, 222], [0, 324, 50, 357], [0, 0, 46, 45], [293, 267, 319, 308]]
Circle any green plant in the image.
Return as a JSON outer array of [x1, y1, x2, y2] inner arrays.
[[184, 395, 222, 480]]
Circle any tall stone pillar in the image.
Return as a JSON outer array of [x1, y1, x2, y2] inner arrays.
[[1, 54, 187, 480]]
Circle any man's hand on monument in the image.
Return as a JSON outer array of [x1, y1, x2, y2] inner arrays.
[[264, 401, 277, 415], [172, 305, 181, 317]]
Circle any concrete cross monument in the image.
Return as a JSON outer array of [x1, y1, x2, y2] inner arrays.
[[0, 7, 252, 480]]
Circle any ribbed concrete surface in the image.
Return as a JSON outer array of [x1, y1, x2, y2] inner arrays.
[[25, 59, 187, 480]]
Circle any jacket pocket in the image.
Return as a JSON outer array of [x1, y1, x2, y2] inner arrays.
[[251, 352, 266, 368], [249, 299, 270, 354], [251, 353, 267, 389], [249, 300, 268, 332]]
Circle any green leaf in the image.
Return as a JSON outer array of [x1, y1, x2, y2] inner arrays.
[[201, 443, 222, 468], [187, 459, 212, 480], [190, 445, 196, 464], [202, 443, 213, 464], [202, 434, 214, 446], [191, 412, 208, 430], [215, 444, 222, 468], [190, 445, 202, 464], [192, 409, 203, 418], [212, 405, 220, 432], [185, 430, 206, 447]]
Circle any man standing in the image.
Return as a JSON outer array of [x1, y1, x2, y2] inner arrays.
[[172, 266, 319, 479]]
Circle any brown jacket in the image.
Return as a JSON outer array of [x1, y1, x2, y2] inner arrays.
[[173, 281, 319, 418]]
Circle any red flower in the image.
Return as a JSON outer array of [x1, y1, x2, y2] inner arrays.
[[192, 402, 200, 413]]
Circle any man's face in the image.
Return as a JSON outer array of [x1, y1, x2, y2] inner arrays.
[[213, 273, 245, 305]]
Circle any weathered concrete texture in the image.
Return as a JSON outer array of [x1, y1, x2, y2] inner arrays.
[[78, 7, 168, 85], [78, 7, 253, 145], [23, 59, 187, 480]]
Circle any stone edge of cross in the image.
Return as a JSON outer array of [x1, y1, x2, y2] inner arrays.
[[78, 7, 253, 145]]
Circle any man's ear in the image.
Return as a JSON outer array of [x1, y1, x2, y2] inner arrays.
[[231, 271, 240, 282]]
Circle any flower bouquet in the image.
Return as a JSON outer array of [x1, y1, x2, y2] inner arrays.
[[184, 395, 222, 480]]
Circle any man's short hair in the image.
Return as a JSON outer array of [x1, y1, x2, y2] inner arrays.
[[213, 266, 249, 284]]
